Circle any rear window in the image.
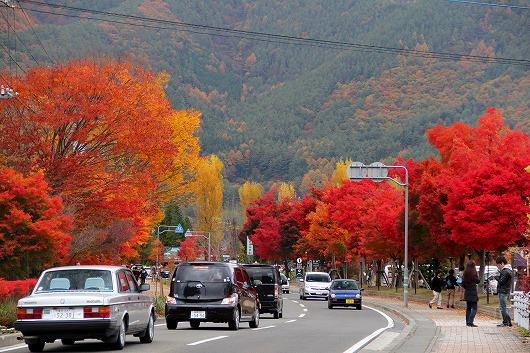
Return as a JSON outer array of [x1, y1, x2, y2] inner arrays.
[[245, 267, 276, 284], [175, 265, 231, 283], [35, 269, 114, 292], [306, 273, 331, 282], [331, 280, 358, 290]]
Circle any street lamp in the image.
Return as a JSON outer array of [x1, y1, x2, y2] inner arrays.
[[155, 225, 184, 297], [185, 230, 211, 262], [347, 162, 410, 307]]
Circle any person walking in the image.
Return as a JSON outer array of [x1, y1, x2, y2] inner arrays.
[[429, 271, 444, 309], [495, 256, 513, 327], [458, 265, 465, 301], [463, 260, 480, 327], [445, 269, 457, 308]]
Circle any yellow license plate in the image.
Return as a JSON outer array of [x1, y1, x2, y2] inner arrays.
[[346, 299, 354, 304]]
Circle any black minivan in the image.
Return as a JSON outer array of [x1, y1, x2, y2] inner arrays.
[[165, 262, 259, 330], [242, 264, 283, 319]]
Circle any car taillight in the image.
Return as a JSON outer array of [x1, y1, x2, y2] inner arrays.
[[166, 296, 177, 305], [83, 306, 110, 318], [274, 284, 279, 299], [16, 307, 43, 320]]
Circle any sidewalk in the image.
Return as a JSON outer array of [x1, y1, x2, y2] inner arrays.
[[364, 296, 528, 353]]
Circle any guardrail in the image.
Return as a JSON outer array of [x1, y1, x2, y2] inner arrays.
[[512, 291, 530, 330]]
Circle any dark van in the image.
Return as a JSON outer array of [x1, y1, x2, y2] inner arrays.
[[242, 264, 283, 319], [165, 262, 259, 330]]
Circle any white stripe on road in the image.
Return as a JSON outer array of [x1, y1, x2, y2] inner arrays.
[[292, 300, 299, 303], [285, 319, 297, 323], [303, 308, 308, 312], [251, 325, 275, 331], [298, 313, 305, 318], [187, 335, 228, 346], [0, 345, 27, 352], [154, 323, 166, 327], [342, 305, 394, 353], [299, 303, 306, 308]]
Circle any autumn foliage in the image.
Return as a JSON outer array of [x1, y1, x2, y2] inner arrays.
[[0, 278, 38, 302]]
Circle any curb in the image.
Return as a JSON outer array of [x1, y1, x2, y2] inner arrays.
[[0, 333, 22, 348]]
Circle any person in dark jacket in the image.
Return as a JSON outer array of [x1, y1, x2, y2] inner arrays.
[[445, 269, 458, 309], [463, 260, 480, 327], [429, 271, 444, 309], [495, 256, 513, 327]]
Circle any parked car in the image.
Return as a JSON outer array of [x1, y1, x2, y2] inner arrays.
[[243, 264, 284, 319], [160, 268, 171, 279], [165, 262, 260, 330], [15, 266, 154, 352], [328, 279, 363, 310], [299, 272, 332, 300], [280, 273, 290, 293]]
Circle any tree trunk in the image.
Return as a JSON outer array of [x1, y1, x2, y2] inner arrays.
[[479, 250, 485, 283]]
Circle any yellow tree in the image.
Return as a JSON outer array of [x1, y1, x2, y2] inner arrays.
[[195, 155, 224, 256], [330, 159, 352, 186], [278, 182, 296, 201], [239, 181, 264, 222]]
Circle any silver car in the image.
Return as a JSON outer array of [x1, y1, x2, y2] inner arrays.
[[15, 265, 155, 352]]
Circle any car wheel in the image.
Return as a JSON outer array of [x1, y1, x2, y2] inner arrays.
[[139, 313, 155, 343], [328, 301, 333, 309], [27, 341, 45, 352], [273, 310, 279, 319], [166, 319, 178, 330], [228, 307, 240, 331], [61, 339, 75, 345], [249, 308, 260, 328], [109, 319, 126, 350], [190, 321, 200, 329], [356, 304, 362, 310], [286, 290, 289, 294]]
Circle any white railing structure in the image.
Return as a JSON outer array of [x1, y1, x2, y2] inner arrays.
[[512, 291, 530, 330]]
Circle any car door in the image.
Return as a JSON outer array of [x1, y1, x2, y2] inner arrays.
[[242, 268, 257, 315], [234, 268, 250, 318], [116, 270, 137, 332], [124, 270, 144, 332]]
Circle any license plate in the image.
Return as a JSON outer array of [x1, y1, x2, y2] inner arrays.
[[346, 299, 354, 304], [190, 311, 206, 319], [42, 308, 84, 320]]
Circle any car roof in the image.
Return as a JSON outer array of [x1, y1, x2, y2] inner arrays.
[[180, 261, 237, 268], [242, 264, 276, 268], [332, 278, 356, 282], [306, 272, 330, 275], [42, 265, 125, 272]]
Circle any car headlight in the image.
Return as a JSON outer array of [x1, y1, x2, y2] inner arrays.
[[330, 293, 336, 298], [356, 294, 361, 299], [221, 294, 237, 305]]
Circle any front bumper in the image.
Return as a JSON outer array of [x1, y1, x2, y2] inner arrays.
[[330, 298, 362, 306], [303, 289, 329, 298], [165, 303, 235, 323], [15, 319, 118, 341]]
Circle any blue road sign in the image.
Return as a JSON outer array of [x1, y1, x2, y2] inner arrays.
[[175, 224, 184, 234]]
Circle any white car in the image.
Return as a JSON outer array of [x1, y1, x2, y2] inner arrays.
[[280, 273, 290, 293], [299, 272, 332, 300], [15, 266, 155, 352]]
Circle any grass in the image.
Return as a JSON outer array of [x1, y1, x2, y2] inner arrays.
[[519, 327, 530, 338], [0, 300, 17, 328], [153, 296, 166, 318]]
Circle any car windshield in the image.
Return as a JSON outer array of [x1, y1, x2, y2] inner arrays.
[[175, 265, 231, 283], [280, 274, 288, 282], [331, 280, 358, 290], [35, 269, 114, 292], [306, 274, 331, 282], [245, 267, 275, 284]]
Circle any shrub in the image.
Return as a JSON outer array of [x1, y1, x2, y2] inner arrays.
[[153, 296, 165, 317], [0, 278, 38, 302], [0, 300, 17, 328]]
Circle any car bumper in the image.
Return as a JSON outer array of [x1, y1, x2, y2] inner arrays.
[[303, 290, 329, 298], [330, 298, 362, 306], [259, 300, 281, 313], [165, 303, 235, 322], [15, 319, 117, 340]]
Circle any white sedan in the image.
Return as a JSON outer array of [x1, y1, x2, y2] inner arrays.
[[15, 265, 155, 352]]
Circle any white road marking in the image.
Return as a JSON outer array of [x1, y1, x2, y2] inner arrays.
[[292, 300, 299, 303], [303, 308, 308, 312], [299, 303, 305, 308], [154, 323, 166, 327], [298, 313, 306, 318], [285, 319, 297, 323], [342, 305, 394, 353], [187, 335, 228, 346], [251, 325, 275, 331], [0, 345, 27, 352]]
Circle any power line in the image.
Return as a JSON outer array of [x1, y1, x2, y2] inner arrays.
[[19, 0, 530, 67], [446, 0, 530, 10], [0, 9, 41, 65], [16, 0, 55, 64], [0, 41, 27, 73]]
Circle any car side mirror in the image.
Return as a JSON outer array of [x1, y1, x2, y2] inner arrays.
[[360, 288, 365, 291], [139, 284, 150, 292], [243, 282, 249, 289], [281, 280, 287, 285]]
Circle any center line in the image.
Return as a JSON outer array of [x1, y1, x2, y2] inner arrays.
[[303, 308, 308, 312], [285, 319, 297, 323], [252, 325, 275, 331], [299, 304, 305, 307], [187, 336, 228, 346], [292, 300, 298, 303], [298, 313, 306, 318]]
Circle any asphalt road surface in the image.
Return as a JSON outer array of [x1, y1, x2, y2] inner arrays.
[[2, 293, 393, 353]]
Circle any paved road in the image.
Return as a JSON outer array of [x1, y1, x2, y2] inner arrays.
[[2, 293, 393, 353]]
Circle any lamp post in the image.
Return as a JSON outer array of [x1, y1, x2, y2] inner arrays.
[[155, 225, 184, 298], [347, 162, 410, 307], [185, 230, 211, 261]]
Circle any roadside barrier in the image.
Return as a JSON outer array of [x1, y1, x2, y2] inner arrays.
[[512, 291, 530, 330]]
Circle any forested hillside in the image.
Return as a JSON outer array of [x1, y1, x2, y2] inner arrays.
[[2, 0, 529, 189]]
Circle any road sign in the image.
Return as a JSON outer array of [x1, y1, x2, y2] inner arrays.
[[347, 161, 365, 180], [296, 268, 303, 278], [367, 162, 388, 182], [246, 236, 254, 256], [184, 229, 193, 237], [296, 257, 302, 264], [175, 224, 184, 234]]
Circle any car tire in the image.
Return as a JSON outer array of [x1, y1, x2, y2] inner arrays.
[[249, 308, 260, 328], [166, 319, 178, 330], [109, 319, 126, 350], [190, 321, 200, 329], [139, 313, 155, 343], [228, 308, 240, 331], [273, 310, 279, 319], [61, 339, 75, 345], [328, 301, 333, 309], [356, 304, 362, 310], [27, 341, 45, 352]]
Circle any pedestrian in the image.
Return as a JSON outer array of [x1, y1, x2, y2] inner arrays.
[[494, 256, 513, 327], [140, 267, 148, 285], [463, 260, 480, 327], [445, 269, 457, 308], [429, 271, 444, 309], [457, 265, 465, 301]]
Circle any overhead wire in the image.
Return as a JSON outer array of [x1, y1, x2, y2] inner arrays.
[[0, 9, 41, 65], [16, 0, 55, 64], [18, 0, 530, 67], [446, 0, 530, 10]]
